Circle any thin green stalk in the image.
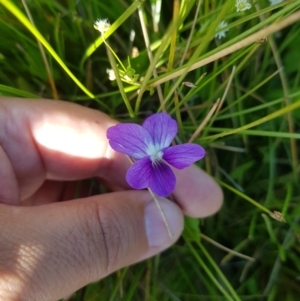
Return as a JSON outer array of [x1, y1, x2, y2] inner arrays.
[[185, 241, 236, 301], [201, 234, 254, 263], [71, 85, 139, 101], [106, 46, 134, 118], [197, 241, 242, 301], [200, 100, 300, 141], [53, 14, 64, 60], [174, 91, 183, 139], [261, 214, 279, 245], [21, 0, 58, 99], [1, 0, 102, 103], [220, 238, 252, 264], [0, 84, 38, 98], [167, 0, 179, 71], [215, 99, 283, 121], [281, 184, 292, 217], [108, 267, 128, 301], [123, 267, 145, 301], [102, 37, 126, 72], [204, 65, 236, 133], [265, 139, 276, 205], [189, 99, 220, 143], [179, 0, 201, 66], [216, 179, 272, 215], [164, 0, 180, 96], [138, 5, 165, 110], [263, 226, 295, 295]]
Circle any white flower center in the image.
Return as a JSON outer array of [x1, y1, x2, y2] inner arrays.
[[94, 19, 111, 34], [146, 143, 163, 164], [150, 150, 163, 164]]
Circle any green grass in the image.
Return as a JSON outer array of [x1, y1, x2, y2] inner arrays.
[[1, 0, 300, 300]]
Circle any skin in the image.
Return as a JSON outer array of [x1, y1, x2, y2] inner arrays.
[[0, 97, 223, 301]]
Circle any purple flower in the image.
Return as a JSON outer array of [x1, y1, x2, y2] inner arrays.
[[106, 113, 205, 197]]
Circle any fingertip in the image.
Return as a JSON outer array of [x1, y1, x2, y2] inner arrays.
[[173, 165, 223, 218], [144, 197, 183, 257]]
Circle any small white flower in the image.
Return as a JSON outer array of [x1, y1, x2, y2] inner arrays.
[[269, 0, 283, 5], [129, 29, 135, 42], [215, 21, 229, 39], [124, 75, 131, 81], [235, 0, 252, 12], [94, 19, 110, 34], [106, 69, 116, 81]]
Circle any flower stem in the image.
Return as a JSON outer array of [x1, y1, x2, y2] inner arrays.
[[126, 156, 173, 239], [106, 45, 135, 118], [148, 188, 173, 239], [102, 33, 126, 72]]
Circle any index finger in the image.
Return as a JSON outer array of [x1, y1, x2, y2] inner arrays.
[[0, 97, 222, 216]]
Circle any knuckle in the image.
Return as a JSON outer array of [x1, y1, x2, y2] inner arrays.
[[79, 200, 127, 277], [0, 208, 40, 300]]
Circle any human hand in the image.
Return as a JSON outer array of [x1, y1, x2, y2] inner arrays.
[[0, 97, 223, 301]]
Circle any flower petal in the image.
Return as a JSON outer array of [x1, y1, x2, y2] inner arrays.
[[107, 124, 153, 159], [142, 113, 178, 149], [126, 157, 152, 190], [126, 157, 176, 197], [149, 162, 176, 196], [162, 143, 205, 169]]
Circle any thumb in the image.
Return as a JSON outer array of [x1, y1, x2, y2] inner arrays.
[[0, 191, 183, 301]]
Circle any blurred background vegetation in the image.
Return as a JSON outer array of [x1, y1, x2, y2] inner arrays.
[[1, 0, 300, 300]]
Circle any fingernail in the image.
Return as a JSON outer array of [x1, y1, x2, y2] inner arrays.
[[144, 198, 183, 248]]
